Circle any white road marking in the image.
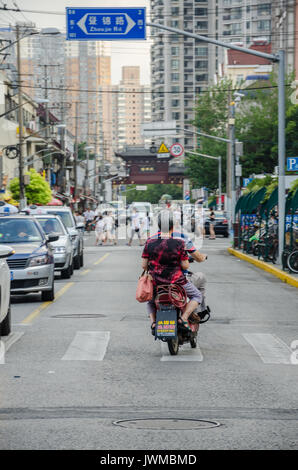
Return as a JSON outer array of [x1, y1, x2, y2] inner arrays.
[[160, 341, 203, 362], [61, 331, 110, 361], [243, 333, 293, 364], [2, 332, 24, 353]]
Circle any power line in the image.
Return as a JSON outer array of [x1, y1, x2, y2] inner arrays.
[[0, 80, 291, 95]]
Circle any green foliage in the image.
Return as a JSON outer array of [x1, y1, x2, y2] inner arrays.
[[244, 175, 274, 194], [186, 73, 297, 191], [78, 142, 95, 161], [289, 178, 298, 194], [9, 168, 52, 205], [123, 184, 182, 204], [185, 79, 230, 191]]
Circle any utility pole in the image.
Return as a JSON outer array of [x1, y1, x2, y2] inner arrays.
[[74, 101, 79, 201], [93, 120, 98, 198], [16, 23, 26, 210], [230, 100, 236, 225]]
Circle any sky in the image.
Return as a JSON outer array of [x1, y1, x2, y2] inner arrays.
[[1, 0, 151, 84]]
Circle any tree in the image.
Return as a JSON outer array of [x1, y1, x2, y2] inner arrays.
[[185, 79, 231, 191], [9, 168, 52, 205], [185, 73, 297, 190], [123, 184, 182, 204]]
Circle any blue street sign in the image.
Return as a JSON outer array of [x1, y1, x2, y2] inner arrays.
[[66, 8, 146, 41], [243, 177, 253, 187], [287, 157, 298, 172]]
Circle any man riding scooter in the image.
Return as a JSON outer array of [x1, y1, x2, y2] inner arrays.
[[141, 211, 203, 336]]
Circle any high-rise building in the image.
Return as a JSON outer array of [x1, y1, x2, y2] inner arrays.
[[106, 66, 151, 154], [271, 0, 298, 77], [150, 0, 217, 152], [219, 1, 272, 47]]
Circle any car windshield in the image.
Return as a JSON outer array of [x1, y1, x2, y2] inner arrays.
[[46, 211, 74, 228], [0, 218, 43, 243], [37, 217, 65, 235]]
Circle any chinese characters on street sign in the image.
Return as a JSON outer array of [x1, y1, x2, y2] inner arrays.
[[66, 8, 146, 40]]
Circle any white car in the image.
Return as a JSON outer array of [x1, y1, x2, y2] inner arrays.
[[0, 244, 14, 337]]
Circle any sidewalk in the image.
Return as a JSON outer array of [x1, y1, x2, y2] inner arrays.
[[228, 247, 298, 288]]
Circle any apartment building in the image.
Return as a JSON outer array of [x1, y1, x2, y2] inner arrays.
[[271, 0, 298, 77], [108, 66, 151, 152], [220, 0, 272, 46], [150, 0, 217, 153]]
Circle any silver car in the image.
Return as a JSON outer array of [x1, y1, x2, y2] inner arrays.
[[35, 215, 74, 279], [39, 207, 84, 270], [0, 215, 58, 300], [0, 244, 14, 337]]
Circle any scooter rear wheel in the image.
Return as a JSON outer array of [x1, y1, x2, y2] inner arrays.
[[190, 337, 197, 348], [168, 337, 179, 355]]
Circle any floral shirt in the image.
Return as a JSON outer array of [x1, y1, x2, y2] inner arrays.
[[142, 235, 188, 286]]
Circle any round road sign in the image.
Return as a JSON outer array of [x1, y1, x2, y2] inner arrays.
[[170, 142, 184, 157]]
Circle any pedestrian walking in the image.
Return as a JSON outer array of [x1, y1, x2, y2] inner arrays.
[[103, 211, 114, 245], [141, 211, 150, 245], [95, 214, 105, 246], [127, 208, 142, 246], [209, 208, 216, 239]]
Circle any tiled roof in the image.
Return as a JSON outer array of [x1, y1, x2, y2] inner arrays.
[[227, 44, 272, 66]]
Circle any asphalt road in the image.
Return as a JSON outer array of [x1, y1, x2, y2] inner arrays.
[[0, 233, 298, 450]]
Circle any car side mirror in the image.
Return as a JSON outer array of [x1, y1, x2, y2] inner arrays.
[[47, 232, 59, 243], [76, 222, 85, 230], [0, 246, 15, 258]]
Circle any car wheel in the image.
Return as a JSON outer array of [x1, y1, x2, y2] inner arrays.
[[61, 264, 72, 279], [80, 251, 84, 267], [70, 260, 74, 276], [0, 304, 11, 337], [73, 254, 81, 270], [41, 282, 55, 302], [224, 232, 229, 238]]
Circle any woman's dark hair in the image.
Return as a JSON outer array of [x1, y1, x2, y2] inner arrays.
[[158, 210, 173, 232]]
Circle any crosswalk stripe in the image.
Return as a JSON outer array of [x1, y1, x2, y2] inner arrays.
[[243, 333, 293, 364], [160, 341, 203, 362], [61, 331, 110, 361]]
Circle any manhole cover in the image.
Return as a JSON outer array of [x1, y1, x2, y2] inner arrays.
[[51, 314, 106, 319], [113, 418, 220, 430]]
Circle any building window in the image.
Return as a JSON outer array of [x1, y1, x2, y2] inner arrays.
[[171, 73, 179, 81], [171, 7, 179, 15], [171, 59, 179, 69], [171, 46, 179, 55], [257, 20, 271, 31], [172, 99, 179, 107], [172, 112, 180, 120], [195, 21, 208, 30], [257, 4, 271, 16], [195, 8, 207, 16], [195, 46, 208, 56]]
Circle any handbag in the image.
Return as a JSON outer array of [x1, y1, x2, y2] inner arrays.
[[136, 271, 153, 303]]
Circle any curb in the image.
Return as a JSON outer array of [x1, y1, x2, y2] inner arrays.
[[227, 247, 298, 288]]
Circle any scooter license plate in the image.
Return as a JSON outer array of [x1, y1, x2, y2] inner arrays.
[[156, 306, 177, 339]]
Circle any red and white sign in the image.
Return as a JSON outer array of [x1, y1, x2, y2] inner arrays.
[[170, 142, 184, 157]]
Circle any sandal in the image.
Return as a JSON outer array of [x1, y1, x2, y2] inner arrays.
[[178, 318, 191, 331]]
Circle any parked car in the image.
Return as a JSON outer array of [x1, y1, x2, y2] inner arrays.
[[0, 215, 58, 300], [34, 215, 74, 279], [0, 244, 14, 337], [39, 206, 84, 270]]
